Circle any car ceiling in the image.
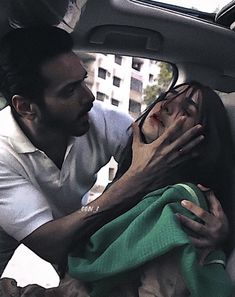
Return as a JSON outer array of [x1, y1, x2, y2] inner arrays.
[[74, 0, 235, 92], [1, 0, 235, 92]]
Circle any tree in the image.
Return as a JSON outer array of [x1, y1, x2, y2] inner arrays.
[[0, 97, 6, 110], [143, 62, 173, 106]]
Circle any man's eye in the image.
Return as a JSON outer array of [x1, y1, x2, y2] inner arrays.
[[68, 87, 76, 94], [62, 86, 77, 97]]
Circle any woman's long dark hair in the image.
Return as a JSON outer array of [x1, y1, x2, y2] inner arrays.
[[113, 81, 235, 250]]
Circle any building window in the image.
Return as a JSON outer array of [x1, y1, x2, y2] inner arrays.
[[111, 98, 119, 107], [96, 92, 107, 101], [130, 77, 143, 93], [115, 55, 122, 65], [109, 168, 115, 181], [149, 74, 154, 83], [129, 99, 141, 114], [113, 76, 121, 87], [98, 67, 107, 79], [132, 61, 142, 71]]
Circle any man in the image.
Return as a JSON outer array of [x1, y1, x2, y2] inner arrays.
[[0, 26, 227, 277]]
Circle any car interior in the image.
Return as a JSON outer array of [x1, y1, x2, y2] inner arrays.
[[1, 0, 235, 286]]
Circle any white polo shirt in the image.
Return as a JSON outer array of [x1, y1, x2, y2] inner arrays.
[[0, 101, 132, 271]]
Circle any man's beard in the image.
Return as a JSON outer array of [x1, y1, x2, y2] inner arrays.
[[38, 108, 90, 137]]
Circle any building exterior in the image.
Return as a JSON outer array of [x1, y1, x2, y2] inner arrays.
[[78, 52, 160, 202]]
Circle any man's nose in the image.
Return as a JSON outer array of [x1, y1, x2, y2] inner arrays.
[[83, 84, 95, 103]]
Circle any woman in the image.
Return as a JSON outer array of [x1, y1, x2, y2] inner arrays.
[[68, 81, 235, 297]]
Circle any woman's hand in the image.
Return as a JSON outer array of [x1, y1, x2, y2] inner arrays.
[[128, 118, 204, 190], [177, 185, 229, 248]]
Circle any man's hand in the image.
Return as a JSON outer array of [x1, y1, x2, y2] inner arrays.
[[21, 119, 203, 265], [128, 118, 204, 189], [177, 185, 229, 248]]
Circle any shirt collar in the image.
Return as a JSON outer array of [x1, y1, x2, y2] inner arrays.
[[0, 106, 38, 153]]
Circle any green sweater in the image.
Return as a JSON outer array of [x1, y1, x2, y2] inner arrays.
[[68, 183, 233, 297]]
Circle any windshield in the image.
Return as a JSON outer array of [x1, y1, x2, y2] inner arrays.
[[139, 0, 231, 13]]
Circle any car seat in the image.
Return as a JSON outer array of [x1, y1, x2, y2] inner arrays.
[[221, 96, 235, 285]]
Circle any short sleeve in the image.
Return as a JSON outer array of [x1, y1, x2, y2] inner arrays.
[[106, 108, 133, 162], [0, 161, 53, 241], [93, 102, 133, 162]]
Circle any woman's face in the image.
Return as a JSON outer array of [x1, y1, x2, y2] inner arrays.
[[141, 85, 201, 143]]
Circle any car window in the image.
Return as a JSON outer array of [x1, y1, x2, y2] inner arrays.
[[78, 52, 174, 119], [218, 91, 235, 102], [137, 0, 230, 13], [78, 52, 174, 203]]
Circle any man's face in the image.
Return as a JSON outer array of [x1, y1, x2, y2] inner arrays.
[[142, 85, 201, 143], [39, 51, 95, 137]]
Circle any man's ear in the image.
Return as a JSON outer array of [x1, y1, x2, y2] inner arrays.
[[11, 95, 38, 120]]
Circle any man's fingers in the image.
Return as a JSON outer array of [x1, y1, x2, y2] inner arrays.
[[181, 200, 211, 224], [166, 148, 198, 166], [177, 213, 207, 236], [132, 122, 142, 145], [151, 116, 186, 147], [178, 135, 204, 155], [169, 124, 203, 152]]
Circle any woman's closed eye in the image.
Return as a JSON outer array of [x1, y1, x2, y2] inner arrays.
[[182, 105, 197, 117], [161, 102, 171, 114]]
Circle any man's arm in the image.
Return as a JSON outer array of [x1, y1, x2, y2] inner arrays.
[[23, 117, 204, 264], [22, 170, 146, 264]]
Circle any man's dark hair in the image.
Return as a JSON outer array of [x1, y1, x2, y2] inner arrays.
[[0, 26, 73, 106]]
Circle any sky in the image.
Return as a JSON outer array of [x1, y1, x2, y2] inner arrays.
[[154, 0, 231, 13]]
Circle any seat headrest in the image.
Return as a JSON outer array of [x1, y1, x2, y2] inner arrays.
[[221, 95, 235, 140]]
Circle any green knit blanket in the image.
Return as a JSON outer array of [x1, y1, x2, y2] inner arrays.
[[68, 183, 233, 297]]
